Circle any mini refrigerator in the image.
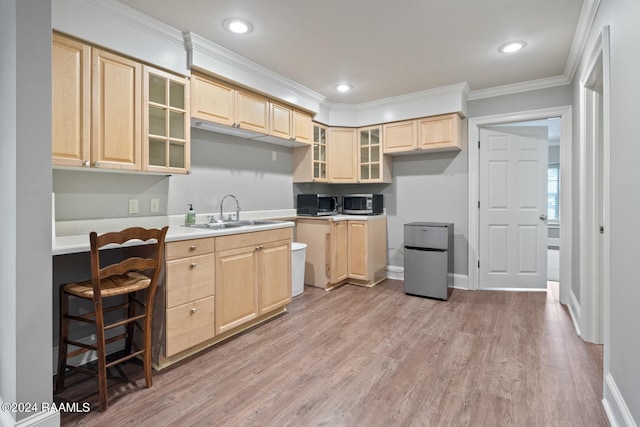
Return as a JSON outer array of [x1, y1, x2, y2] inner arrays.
[[404, 222, 453, 300]]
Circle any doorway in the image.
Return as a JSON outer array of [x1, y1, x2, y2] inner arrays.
[[468, 106, 573, 303]]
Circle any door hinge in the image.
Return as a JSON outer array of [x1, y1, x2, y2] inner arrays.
[[478, 260, 480, 268], [477, 200, 480, 209], [478, 140, 480, 149], [600, 226, 604, 234]]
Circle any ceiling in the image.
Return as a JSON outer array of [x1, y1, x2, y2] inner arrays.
[[118, 0, 585, 104]]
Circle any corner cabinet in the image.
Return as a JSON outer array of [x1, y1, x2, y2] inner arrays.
[[328, 127, 358, 183], [52, 33, 190, 173], [293, 123, 328, 183], [143, 66, 190, 174], [296, 217, 386, 289], [383, 113, 462, 154]]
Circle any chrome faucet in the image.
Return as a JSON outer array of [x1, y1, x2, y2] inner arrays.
[[219, 194, 241, 222]]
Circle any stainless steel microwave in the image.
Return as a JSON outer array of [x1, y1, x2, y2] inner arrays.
[[342, 194, 383, 215], [297, 194, 339, 216]]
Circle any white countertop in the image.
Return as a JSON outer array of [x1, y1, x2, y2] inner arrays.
[[53, 209, 297, 256]]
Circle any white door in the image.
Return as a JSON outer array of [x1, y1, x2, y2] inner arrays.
[[479, 126, 548, 289]]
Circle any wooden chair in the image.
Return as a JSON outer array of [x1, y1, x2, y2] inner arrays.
[[55, 226, 168, 411]]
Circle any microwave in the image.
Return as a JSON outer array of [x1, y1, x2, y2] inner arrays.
[[297, 194, 339, 216], [343, 194, 383, 215]]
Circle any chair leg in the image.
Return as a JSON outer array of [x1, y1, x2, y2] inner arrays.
[[124, 293, 136, 356], [94, 301, 109, 412], [56, 288, 70, 393]]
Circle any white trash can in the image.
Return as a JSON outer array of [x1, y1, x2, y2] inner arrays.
[[291, 242, 307, 297]]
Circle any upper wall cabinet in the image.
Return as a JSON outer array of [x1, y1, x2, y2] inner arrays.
[[358, 125, 392, 183], [143, 66, 191, 174], [328, 128, 358, 183], [191, 72, 268, 134], [190, 70, 313, 147], [52, 33, 191, 174], [383, 113, 463, 154], [292, 123, 328, 183]]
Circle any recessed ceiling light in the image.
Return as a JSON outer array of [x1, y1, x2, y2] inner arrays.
[[498, 40, 527, 53], [334, 84, 353, 93], [223, 18, 253, 34]]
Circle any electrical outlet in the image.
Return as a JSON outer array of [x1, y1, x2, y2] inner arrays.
[[150, 198, 160, 213], [272, 151, 277, 161], [128, 199, 139, 215]]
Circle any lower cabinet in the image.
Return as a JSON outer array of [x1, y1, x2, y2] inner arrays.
[[164, 238, 216, 358], [296, 217, 387, 289], [156, 227, 292, 368], [215, 228, 292, 335]]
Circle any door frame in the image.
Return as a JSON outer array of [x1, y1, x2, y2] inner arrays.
[[468, 106, 573, 305]]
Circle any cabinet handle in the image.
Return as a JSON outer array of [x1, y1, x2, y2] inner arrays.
[[190, 307, 197, 314], [255, 245, 264, 250], [190, 262, 197, 269], [190, 245, 197, 251]]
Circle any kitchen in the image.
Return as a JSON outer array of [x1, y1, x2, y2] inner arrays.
[[2, 0, 640, 426]]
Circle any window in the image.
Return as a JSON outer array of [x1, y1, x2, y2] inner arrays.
[[548, 164, 560, 222]]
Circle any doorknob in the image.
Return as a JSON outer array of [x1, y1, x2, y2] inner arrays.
[[540, 214, 547, 221]]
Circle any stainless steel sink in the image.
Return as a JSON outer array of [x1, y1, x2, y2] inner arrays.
[[185, 219, 283, 230]]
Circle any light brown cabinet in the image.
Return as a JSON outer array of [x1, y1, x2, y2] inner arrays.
[[215, 228, 292, 335], [269, 102, 312, 144], [328, 127, 358, 183], [358, 125, 392, 183], [164, 238, 216, 358], [52, 33, 190, 173], [383, 113, 462, 154], [191, 72, 268, 134], [297, 217, 387, 289], [143, 65, 190, 174], [292, 123, 328, 183]]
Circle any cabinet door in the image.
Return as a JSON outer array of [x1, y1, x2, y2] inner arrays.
[[92, 49, 142, 170], [383, 120, 417, 154], [144, 65, 190, 174], [269, 102, 292, 140], [259, 240, 292, 313], [190, 73, 235, 126], [328, 128, 357, 183], [292, 110, 312, 144], [235, 89, 268, 133], [332, 221, 348, 283], [52, 34, 91, 167], [418, 113, 462, 151], [215, 246, 258, 334], [312, 123, 328, 182], [348, 221, 368, 280]]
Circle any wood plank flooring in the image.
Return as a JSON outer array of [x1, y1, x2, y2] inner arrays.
[[56, 280, 609, 426]]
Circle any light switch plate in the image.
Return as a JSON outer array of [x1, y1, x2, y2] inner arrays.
[[150, 198, 160, 213], [129, 199, 139, 215], [272, 151, 277, 161]]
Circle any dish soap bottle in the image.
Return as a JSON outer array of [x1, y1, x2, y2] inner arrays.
[[186, 204, 196, 225]]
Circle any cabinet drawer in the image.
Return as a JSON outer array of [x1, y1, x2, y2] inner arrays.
[[165, 295, 215, 357], [166, 253, 215, 308], [166, 237, 215, 260]]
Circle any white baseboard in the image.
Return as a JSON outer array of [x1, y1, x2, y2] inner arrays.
[[603, 372, 638, 427], [386, 265, 469, 290], [568, 288, 582, 337], [0, 398, 60, 427]]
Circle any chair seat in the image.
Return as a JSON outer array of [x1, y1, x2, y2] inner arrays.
[[64, 272, 151, 299]]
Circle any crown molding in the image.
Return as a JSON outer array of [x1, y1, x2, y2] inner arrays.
[[563, 0, 601, 82], [467, 75, 571, 101], [69, 0, 185, 49], [187, 32, 326, 112]]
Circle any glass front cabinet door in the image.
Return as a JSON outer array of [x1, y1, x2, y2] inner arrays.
[[358, 125, 391, 183], [144, 66, 190, 174], [312, 124, 328, 182]]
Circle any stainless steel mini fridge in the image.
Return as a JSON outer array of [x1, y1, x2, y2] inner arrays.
[[404, 222, 453, 300]]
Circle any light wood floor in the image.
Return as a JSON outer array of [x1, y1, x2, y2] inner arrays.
[[57, 280, 609, 426]]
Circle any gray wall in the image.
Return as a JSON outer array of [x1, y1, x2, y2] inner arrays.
[[578, 0, 640, 421], [0, 1, 54, 424], [467, 85, 572, 118]]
